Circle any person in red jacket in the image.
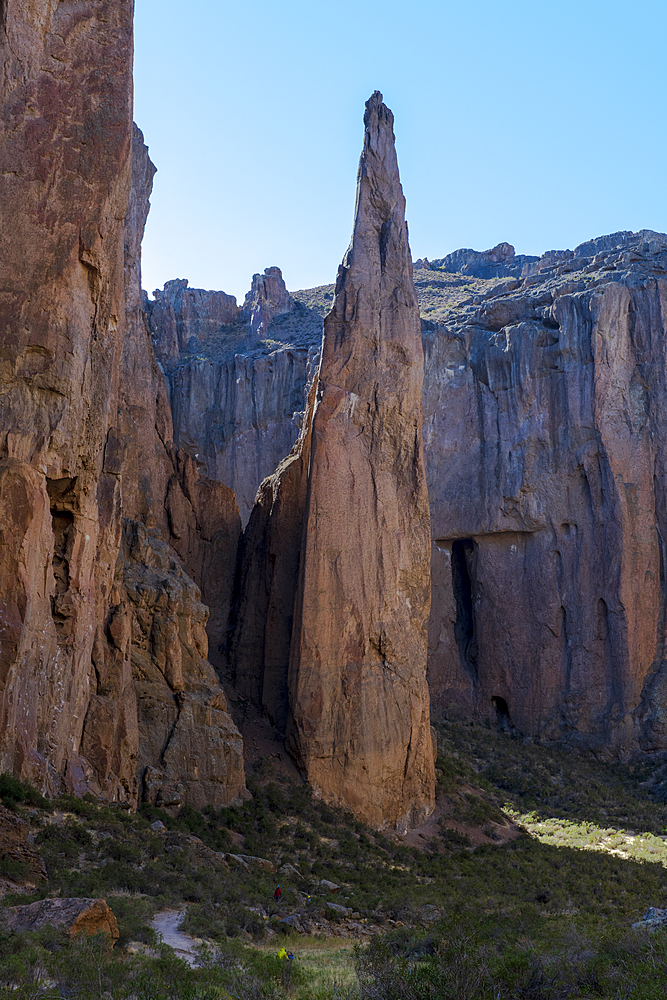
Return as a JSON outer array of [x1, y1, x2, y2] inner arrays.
[[273, 885, 282, 902]]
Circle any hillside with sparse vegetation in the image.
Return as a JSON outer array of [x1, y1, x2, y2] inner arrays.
[[3, 722, 667, 997]]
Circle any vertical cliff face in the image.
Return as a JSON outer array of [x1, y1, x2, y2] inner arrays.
[[84, 128, 244, 808], [0, 5, 246, 809], [229, 379, 318, 731], [229, 93, 435, 830], [422, 233, 667, 754], [0, 0, 134, 794], [284, 92, 435, 831], [148, 271, 322, 525]]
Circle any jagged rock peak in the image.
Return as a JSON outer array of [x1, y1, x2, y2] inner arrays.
[[285, 92, 435, 832], [242, 266, 291, 337], [341, 91, 409, 279]]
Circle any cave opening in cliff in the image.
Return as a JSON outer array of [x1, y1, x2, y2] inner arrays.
[[451, 538, 478, 682], [47, 478, 77, 644], [491, 695, 511, 731]]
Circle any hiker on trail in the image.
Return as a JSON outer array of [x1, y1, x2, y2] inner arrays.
[[273, 885, 282, 901], [277, 946, 288, 960], [287, 952, 294, 962]]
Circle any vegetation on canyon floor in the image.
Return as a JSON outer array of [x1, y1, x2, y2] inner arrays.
[[3, 721, 667, 997]]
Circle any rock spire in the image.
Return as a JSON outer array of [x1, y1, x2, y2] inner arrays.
[[283, 92, 435, 830]]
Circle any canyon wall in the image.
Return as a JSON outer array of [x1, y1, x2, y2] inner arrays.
[[0, 0, 135, 796], [149, 272, 321, 525], [0, 4, 246, 808], [150, 229, 667, 759], [423, 231, 667, 754]]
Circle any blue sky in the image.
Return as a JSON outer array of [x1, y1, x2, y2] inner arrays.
[[134, 0, 667, 302]]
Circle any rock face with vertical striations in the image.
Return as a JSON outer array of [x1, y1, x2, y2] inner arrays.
[[0, 5, 246, 810], [148, 269, 322, 526], [421, 231, 667, 754], [285, 92, 435, 831], [230, 93, 435, 830], [0, 0, 135, 796]]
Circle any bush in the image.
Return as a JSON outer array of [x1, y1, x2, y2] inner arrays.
[[0, 772, 48, 810]]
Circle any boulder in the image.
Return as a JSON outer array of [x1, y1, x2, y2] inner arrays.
[[0, 898, 119, 942], [318, 879, 340, 893], [278, 913, 304, 933], [224, 853, 275, 873], [326, 902, 353, 917], [278, 863, 302, 879], [633, 906, 667, 929]]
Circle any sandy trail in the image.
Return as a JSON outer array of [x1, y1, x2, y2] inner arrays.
[[152, 910, 199, 967]]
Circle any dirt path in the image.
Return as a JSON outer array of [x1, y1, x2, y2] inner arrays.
[[152, 910, 199, 966]]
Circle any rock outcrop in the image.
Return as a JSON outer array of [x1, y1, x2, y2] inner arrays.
[[0, 6, 246, 810], [285, 92, 435, 830], [231, 93, 436, 830], [0, 0, 134, 796]]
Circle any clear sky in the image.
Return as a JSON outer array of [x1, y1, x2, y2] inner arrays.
[[134, 0, 667, 303]]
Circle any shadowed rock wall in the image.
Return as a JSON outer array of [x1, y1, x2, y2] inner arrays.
[[423, 233, 667, 754]]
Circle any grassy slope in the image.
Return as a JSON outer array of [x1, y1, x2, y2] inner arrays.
[[2, 722, 667, 996]]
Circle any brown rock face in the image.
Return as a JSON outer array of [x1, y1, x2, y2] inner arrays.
[[122, 520, 246, 810], [229, 94, 434, 829], [0, 0, 134, 794], [285, 92, 435, 831], [0, 9, 245, 811]]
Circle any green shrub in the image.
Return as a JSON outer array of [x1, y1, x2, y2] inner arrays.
[[0, 771, 48, 810]]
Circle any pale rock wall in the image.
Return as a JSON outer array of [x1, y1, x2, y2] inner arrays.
[[423, 233, 667, 754]]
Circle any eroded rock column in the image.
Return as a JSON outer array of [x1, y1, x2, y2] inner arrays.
[[285, 92, 435, 831]]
